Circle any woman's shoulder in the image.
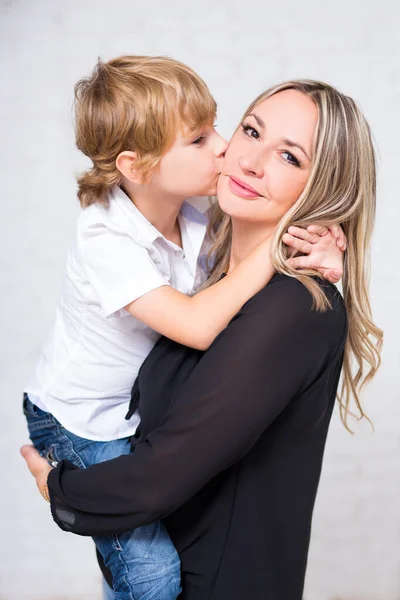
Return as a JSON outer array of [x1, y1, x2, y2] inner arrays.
[[242, 273, 347, 330], [271, 272, 344, 300]]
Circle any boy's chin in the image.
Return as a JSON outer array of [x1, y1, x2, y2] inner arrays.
[[201, 186, 217, 197]]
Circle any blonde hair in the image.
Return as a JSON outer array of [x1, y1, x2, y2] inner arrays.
[[206, 80, 383, 430], [74, 55, 217, 207]]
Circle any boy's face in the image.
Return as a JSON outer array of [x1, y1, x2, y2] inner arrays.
[[150, 123, 228, 198]]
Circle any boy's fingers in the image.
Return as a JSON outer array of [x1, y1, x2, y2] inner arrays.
[[325, 268, 342, 283], [329, 224, 341, 239], [287, 256, 313, 269], [283, 233, 313, 254], [337, 227, 347, 251], [287, 259, 342, 282], [20, 445, 48, 478], [306, 224, 329, 237], [329, 224, 347, 251], [314, 267, 340, 282], [287, 226, 319, 244]]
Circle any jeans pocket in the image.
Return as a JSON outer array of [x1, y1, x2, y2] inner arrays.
[[44, 445, 60, 467], [23, 394, 41, 418], [111, 534, 123, 552], [23, 398, 62, 460]]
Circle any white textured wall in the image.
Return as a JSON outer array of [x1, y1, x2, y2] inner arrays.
[[1, 1, 399, 599]]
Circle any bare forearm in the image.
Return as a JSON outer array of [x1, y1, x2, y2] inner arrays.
[[126, 240, 274, 349], [189, 254, 275, 348]]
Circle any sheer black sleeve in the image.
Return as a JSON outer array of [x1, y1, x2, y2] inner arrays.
[[48, 276, 346, 536]]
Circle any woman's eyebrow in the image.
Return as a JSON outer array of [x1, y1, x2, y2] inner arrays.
[[247, 113, 265, 129], [248, 113, 310, 161], [282, 138, 310, 161]]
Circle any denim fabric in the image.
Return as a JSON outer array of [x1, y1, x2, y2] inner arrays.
[[23, 395, 181, 600], [103, 576, 117, 600]]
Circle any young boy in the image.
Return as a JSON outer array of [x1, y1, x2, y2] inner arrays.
[[23, 56, 343, 600]]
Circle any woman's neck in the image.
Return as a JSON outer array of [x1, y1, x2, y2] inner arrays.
[[229, 218, 275, 270]]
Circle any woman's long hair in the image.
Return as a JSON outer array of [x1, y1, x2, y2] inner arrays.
[[205, 80, 383, 431]]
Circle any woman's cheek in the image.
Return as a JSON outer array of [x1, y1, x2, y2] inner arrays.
[[273, 176, 302, 210]]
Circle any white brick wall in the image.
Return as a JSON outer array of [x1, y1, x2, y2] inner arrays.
[[1, 1, 399, 598]]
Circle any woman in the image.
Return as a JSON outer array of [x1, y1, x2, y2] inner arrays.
[[22, 80, 382, 600]]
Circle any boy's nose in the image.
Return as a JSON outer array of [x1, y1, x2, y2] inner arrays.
[[216, 134, 228, 157]]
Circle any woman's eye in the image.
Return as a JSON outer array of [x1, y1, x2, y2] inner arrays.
[[281, 151, 300, 167], [192, 136, 205, 145], [242, 124, 259, 139]]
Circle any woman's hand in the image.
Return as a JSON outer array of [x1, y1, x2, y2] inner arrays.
[[283, 224, 346, 283], [20, 445, 54, 502]]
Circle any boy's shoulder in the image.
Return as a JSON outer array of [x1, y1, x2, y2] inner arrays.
[[76, 202, 123, 241], [77, 187, 142, 239]]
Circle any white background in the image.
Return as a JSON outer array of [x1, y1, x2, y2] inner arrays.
[[1, 1, 399, 599]]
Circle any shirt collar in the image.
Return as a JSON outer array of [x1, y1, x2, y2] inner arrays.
[[110, 186, 209, 248], [110, 185, 164, 245]]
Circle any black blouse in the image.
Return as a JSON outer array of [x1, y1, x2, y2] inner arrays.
[[48, 274, 347, 600]]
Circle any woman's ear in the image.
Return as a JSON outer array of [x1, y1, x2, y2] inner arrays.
[[116, 151, 143, 184]]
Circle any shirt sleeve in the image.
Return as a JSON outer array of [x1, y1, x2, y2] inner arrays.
[[79, 221, 170, 318], [48, 276, 346, 536]]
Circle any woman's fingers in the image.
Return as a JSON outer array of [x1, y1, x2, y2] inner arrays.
[[283, 233, 313, 254], [20, 445, 53, 501], [20, 445, 49, 478]]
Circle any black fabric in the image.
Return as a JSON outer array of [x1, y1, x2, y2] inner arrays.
[[48, 274, 347, 600]]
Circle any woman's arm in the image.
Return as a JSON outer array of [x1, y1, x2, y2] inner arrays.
[[40, 276, 346, 537]]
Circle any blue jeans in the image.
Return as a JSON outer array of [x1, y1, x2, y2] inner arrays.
[[23, 395, 181, 600], [103, 576, 117, 600]]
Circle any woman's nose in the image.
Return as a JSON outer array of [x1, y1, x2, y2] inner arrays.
[[238, 149, 265, 178]]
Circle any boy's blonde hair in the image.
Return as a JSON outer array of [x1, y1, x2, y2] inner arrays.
[[74, 55, 217, 207]]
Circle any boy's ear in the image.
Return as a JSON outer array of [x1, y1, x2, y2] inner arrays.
[[116, 151, 143, 184]]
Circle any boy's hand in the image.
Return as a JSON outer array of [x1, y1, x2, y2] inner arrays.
[[20, 445, 53, 502], [283, 224, 346, 283]]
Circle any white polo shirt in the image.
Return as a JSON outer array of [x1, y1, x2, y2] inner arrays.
[[26, 186, 211, 441]]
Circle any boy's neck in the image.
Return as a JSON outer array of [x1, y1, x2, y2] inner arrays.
[[120, 183, 185, 246], [229, 218, 275, 270]]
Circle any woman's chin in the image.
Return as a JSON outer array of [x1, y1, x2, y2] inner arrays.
[[217, 195, 258, 220]]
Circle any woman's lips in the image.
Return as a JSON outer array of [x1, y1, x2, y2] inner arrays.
[[228, 176, 260, 199]]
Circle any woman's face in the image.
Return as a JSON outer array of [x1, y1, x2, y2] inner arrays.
[[217, 89, 318, 227]]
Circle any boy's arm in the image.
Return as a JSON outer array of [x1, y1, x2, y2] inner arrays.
[[125, 237, 274, 350], [125, 225, 346, 350]]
